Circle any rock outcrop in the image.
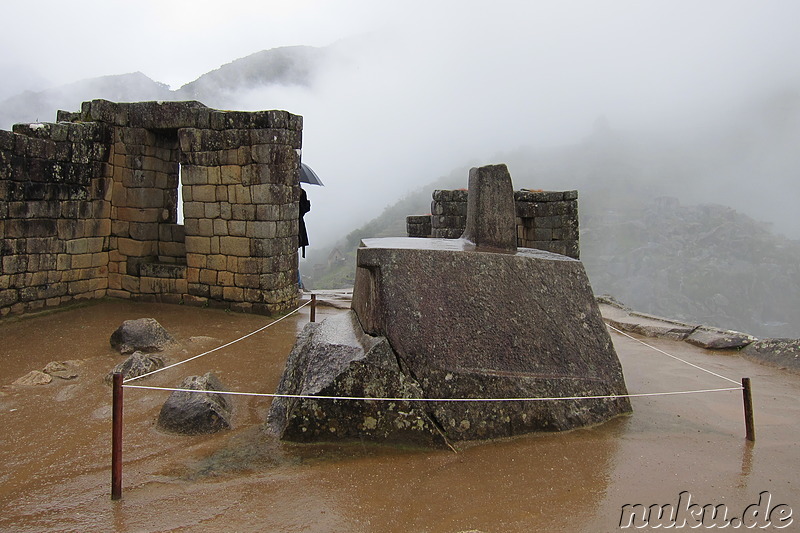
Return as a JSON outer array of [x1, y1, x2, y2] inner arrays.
[[742, 339, 800, 373], [157, 373, 232, 434], [110, 318, 176, 354], [268, 311, 445, 446]]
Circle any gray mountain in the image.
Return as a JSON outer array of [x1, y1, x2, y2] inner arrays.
[[174, 45, 327, 106], [0, 45, 327, 130]]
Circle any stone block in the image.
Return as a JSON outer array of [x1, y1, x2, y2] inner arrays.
[[231, 204, 256, 221], [256, 204, 281, 221], [116, 207, 161, 223], [197, 218, 214, 237], [191, 184, 217, 202], [206, 254, 226, 271], [228, 220, 247, 237], [234, 273, 259, 288], [229, 184, 251, 204], [185, 236, 212, 255], [220, 165, 242, 185], [220, 236, 250, 257], [222, 286, 244, 301], [246, 221, 277, 239], [2, 255, 27, 274], [204, 203, 221, 218], [128, 222, 159, 241], [217, 271, 234, 286], [181, 165, 208, 185], [183, 202, 205, 219], [117, 238, 155, 257]]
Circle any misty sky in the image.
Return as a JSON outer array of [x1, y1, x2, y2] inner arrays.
[[2, 1, 800, 245]]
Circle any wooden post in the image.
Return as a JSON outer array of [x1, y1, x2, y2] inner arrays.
[[310, 293, 316, 323], [742, 377, 755, 442], [111, 372, 123, 500]]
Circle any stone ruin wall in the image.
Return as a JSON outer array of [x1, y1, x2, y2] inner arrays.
[[407, 189, 580, 259], [0, 99, 303, 318]]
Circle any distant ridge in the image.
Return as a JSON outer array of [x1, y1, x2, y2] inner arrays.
[[175, 45, 327, 105], [0, 45, 327, 129]]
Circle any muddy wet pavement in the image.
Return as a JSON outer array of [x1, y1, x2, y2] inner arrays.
[[0, 299, 798, 532]]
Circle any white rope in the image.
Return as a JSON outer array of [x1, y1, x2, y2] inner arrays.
[[122, 384, 742, 401], [123, 300, 312, 384], [606, 323, 742, 386]]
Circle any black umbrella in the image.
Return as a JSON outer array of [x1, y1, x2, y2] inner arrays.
[[300, 163, 324, 186]]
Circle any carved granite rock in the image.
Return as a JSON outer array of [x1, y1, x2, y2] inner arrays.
[[271, 165, 631, 444], [352, 238, 631, 441]]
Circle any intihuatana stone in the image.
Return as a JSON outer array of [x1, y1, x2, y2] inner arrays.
[[271, 164, 631, 445], [105, 351, 165, 384], [157, 373, 232, 435], [110, 318, 176, 354], [352, 237, 630, 441], [267, 311, 445, 446]]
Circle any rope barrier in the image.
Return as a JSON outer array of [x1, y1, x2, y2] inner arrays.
[[122, 383, 742, 401], [123, 300, 312, 384], [606, 323, 742, 386], [111, 300, 756, 500]]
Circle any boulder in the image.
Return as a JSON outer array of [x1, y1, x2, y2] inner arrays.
[[157, 373, 232, 435], [105, 351, 165, 384], [13, 370, 52, 386], [43, 361, 79, 380], [742, 339, 800, 373], [685, 327, 756, 350], [598, 302, 698, 341], [267, 311, 446, 446], [110, 318, 176, 354]]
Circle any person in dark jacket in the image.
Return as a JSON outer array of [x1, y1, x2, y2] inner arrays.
[[299, 187, 310, 258]]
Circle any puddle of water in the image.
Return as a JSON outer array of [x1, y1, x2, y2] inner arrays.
[[0, 299, 798, 532]]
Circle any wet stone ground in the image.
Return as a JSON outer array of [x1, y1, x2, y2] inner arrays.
[[0, 299, 798, 532]]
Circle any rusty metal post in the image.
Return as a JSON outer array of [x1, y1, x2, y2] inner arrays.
[[111, 372, 123, 500], [742, 377, 755, 442], [310, 293, 316, 323]]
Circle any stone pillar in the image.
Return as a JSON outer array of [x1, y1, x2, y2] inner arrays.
[[461, 164, 517, 252]]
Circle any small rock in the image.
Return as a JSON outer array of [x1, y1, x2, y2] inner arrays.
[[110, 318, 176, 354], [105, 352, 165, 384], [187, 336, 217, 344], [157, 373, 232, 435], [43, 361, 79, 380], [13, 371, 52, 386]]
